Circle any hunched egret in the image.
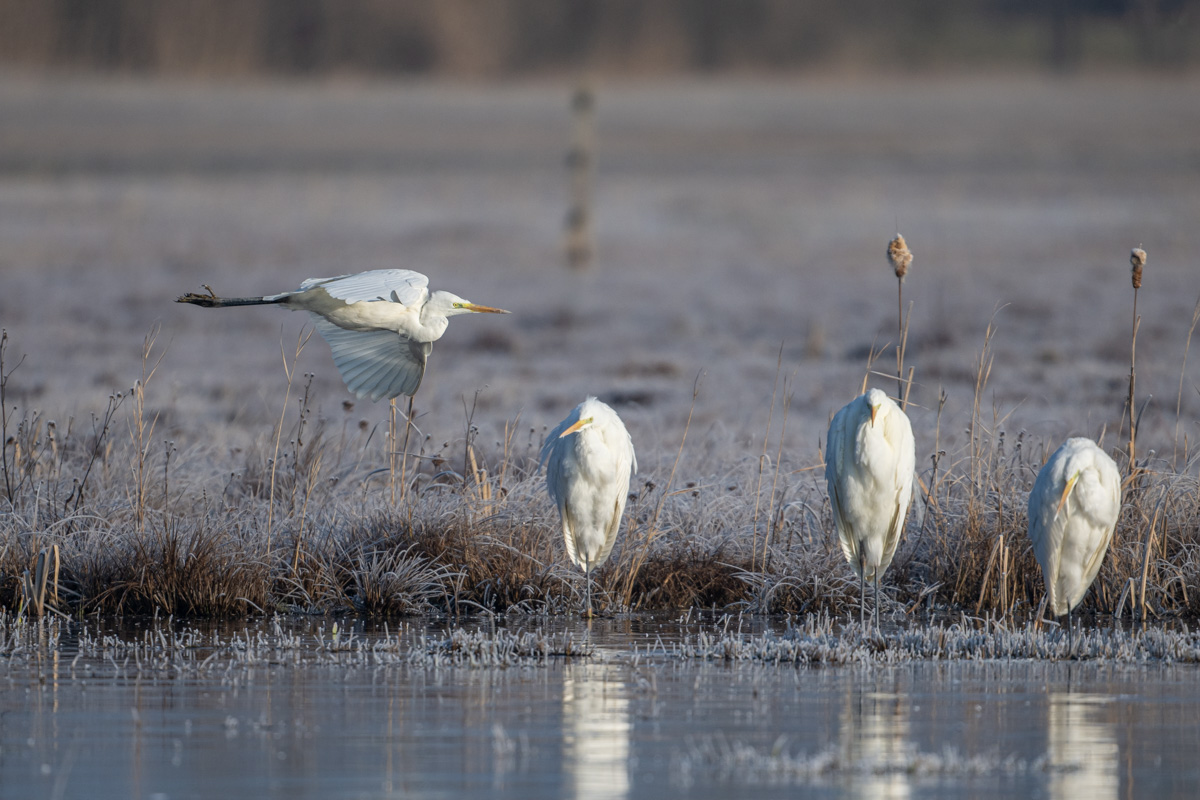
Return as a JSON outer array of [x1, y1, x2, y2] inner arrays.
[[177, 269, 509, 401], [541, 397, 637, 618], [1027, 437, 1121, 635], [825, 388, 916, 629]]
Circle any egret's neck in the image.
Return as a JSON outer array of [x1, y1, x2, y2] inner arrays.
[[412, 302, 449, 340]]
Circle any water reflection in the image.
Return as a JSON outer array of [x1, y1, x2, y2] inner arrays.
[[1047, 691, 1118, 800], [562, 663, 631, 800], [840, 687, 910, 799]]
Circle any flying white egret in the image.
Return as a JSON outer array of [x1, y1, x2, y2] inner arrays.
[[177, 269, 509, 401], [825, 388, 916, 629], [1027, 437, 1121, 635], [541, 397, 637, 618]]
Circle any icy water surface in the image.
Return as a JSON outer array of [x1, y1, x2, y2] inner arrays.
[[2, 616, 1199, 798]]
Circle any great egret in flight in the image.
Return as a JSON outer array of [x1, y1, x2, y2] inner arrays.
[[1027, 437, 1121, 635], [541, 397, 637, 618], [825, 388, 916, 629], [177, 269, 509, 401]]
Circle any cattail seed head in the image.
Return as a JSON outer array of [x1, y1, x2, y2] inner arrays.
[[1130, 247, 1146, 289], [888, 234, 913, 280]]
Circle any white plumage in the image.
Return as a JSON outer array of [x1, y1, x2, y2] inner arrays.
[[1027, 437, 1122, 619], [825, 388, 916, 628], [178, 268, 508, 401], [541, 397, 637, 617]]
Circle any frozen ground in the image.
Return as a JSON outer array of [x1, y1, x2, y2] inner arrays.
[[2, 74, 1199, 482]]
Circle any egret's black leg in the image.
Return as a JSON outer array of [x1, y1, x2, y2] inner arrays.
[[874, 571, 881, 632]]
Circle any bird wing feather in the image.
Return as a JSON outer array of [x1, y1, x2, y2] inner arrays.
[[300, 270, 429, 306], [310, 317, 429, 401], [1076, 462, 1121, 602], [825, 409, 861, 571], [879, 408, 916, 572], [560, 498, 580, 566], [1028, 471, 1066, 611]]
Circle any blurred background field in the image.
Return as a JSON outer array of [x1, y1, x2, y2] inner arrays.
[[1, 1, 1199, 616]]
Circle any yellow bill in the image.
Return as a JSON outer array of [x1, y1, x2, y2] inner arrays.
[[559, 416, 594, 437], [1055, 473, 1079, 518]]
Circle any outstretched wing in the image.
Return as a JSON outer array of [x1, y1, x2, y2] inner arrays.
[[300, 270, 429, 306], [311, 317, 430, 401]]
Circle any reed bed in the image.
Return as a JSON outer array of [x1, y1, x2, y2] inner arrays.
[[2, 238, 1200, 624], [2, 317, 1200, 623]]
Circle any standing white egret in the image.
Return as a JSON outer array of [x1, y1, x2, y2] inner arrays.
[[177, 269, 509, 401], [825, 388, 916, 629], [1027, 437, 1121, 636], [541, 397, 637, 618]]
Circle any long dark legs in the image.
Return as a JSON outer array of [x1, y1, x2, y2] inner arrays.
[[874, 571, 881, 631], [1066, 605, 1074, 656], [584, 561, 593, 619]]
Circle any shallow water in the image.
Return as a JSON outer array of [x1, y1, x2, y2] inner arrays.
[[2, 616, 1198, 799]]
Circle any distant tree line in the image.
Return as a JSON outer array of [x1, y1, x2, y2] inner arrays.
[[0, 0, 1193, 77]]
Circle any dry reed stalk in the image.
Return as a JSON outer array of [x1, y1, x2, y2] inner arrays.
[[20, 545, 60, 618], [1174, 295, 1200, 467], [0, 329, 25, 507], [763, 380, 794, 572], [291, 451, 323, 580], [752, 346, 784, 572], [129, 325, 166, 532], [969, 310, 1002, 500], [888, 234, 913, 404], [467, 445, 493, 516], [267, 327, 313, 555], [392, 396, 417, 511], [1139, 487, 1166, 618], [619, 373, 701, 607], [1128, 247, 1146, 472]]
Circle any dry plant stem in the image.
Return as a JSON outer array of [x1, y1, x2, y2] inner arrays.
[[763, 381, 794, 572], [1139, 488, 1167, 619], [0, 330, 20, 505], [1128, 296, 1140, 471], [619, 372, 701, 607], [752, 345, 784, 572], [1173, 296, 1200, 467], [970, 310, 1001, 500], [398, 396, 416, 513], [897, 291, 910, 406], [388, 398, 397, 506], [291, 452, 322, 579], [130, 324, 166, 532], [267, 328, 312, 556]]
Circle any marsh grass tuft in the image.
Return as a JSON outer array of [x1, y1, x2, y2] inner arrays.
[[3, 312, 1200, 623]]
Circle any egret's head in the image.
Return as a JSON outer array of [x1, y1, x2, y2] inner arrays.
[[559, 416, 595, 438], [1055, 470, 1081, 517], [865, 387, 890, 426], [433, 291, 509, 317]]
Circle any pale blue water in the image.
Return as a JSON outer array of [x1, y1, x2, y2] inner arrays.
[[1, 617, 1197, 799]]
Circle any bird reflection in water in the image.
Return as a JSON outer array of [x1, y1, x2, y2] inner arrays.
[[1048, 692, 1118, 800], [840, 688, 910, 799], [563, 663, 631, 800]]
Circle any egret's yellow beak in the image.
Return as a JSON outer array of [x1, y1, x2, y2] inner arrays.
[[1055, 473, 1079, 517], [462, 303, 510, 314], [869, 403, 880, 426], [559, 416, 594, 437]]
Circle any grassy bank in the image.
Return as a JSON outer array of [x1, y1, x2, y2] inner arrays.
[[2, 295, 1198, 623]]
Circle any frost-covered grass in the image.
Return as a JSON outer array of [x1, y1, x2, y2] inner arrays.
[[3, 77, 1200, 624]]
